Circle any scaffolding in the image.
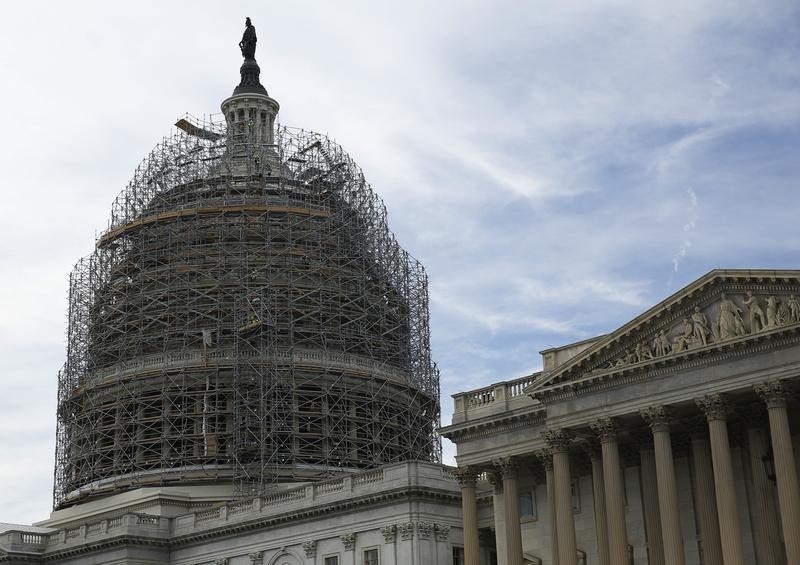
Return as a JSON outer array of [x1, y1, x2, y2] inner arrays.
[[54, 113, 440, 508]]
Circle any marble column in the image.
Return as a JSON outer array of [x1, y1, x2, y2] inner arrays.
[[544, 429, 578, 565], [539, 450, 560, 565], [744, 427, 783, 565], [755, 380, 800, 564], [591, 418, 628, 565], [639, 447, 665, 565], [496, 458, 524, 565], [587, 446, 611, 565], [696, 394, 744, 565], [641, 406, 685, 565], [689, 435, 723, 565], [455, 467, 480, 565]]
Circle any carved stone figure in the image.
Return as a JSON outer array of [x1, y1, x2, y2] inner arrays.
[[743, 291, 766, 333], [673, 318, 694, 352], [766, 296, 779, 328], [691, 306, 711, 346], [718, 293, 744, 340], [239, 17, 257, 59], [789, 295, 800, 323], [777, 298, 790, 325], [635, 342, 653, 363], [653, 330, 671, 356]]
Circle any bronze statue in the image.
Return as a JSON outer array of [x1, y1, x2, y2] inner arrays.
[[239, 17, 257, 60]]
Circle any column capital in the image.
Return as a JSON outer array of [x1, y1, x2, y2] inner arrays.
[[487, 469, 503, 490], [754, 380, 791, 409], [542, 428, 572, 452], [590, 417, 619, 442], [302, 540, 317, 559], [535, 448, 554, 470], [493, 457, 519, 480], [380, 524, 397, 543], [454, 466, 479, 488], [640, 405, 671, 432], [696, 393, 729, 422]]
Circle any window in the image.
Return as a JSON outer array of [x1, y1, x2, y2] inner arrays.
[[324, 556, 339, 565], [453, 546, 465, 565], [363, 547, 379, 565], [570, 478, 581, 513], [519, 490, 537, 519]]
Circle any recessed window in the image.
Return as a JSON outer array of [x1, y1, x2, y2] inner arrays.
[[453, 546, 465, 565], [324, 556, 339, 565], [363, 547, 379, 565], [519, 490, 537, 519]]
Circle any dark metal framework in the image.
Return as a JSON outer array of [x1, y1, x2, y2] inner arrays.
[[54, 114, 440, 508]]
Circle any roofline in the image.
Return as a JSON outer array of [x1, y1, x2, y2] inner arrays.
[[525, 268, 800, 392]]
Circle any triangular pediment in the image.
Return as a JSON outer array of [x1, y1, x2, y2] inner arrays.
[[526, 269, 800, 398]]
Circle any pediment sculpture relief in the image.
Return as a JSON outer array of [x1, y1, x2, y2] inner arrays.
[[604, 292, 800, 371]]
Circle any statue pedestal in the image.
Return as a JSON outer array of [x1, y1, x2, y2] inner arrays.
[[233, 58, 269, 96]]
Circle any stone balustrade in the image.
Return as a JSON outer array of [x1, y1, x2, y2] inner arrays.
[[451, 373, 537, 423]]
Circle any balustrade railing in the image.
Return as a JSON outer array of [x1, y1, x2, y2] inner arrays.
[[454, 373, 536, 419]]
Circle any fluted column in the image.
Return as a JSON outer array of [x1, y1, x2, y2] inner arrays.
[[744, 427, 783, 565], [455, 467, 480, 565], [538, 450, 560, 565], [544, 429, 578, 565], [696, 394, 744, 565], [591, 418, 628, 565], [586, 445, 610, 565], [690, 435, 723, 565], [641, 406, 685, 565], [639, 447, 665, 565], [755, 380, 800, 564], [495, 458, 524, 565]]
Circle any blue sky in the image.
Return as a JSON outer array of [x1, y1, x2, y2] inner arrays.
[[0, 0, 798, 524]]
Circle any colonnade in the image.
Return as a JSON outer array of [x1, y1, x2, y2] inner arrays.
[[456, 380, 800, 565]]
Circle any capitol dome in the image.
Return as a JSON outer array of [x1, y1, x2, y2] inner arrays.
[[54, 46, 440, 508]]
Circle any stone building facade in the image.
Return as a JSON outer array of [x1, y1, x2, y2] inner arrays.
[[0, 462, 465, 564], [441, 269, 800, 565]]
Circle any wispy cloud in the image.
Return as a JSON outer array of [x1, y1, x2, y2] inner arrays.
[[672, 187, 700, 273]]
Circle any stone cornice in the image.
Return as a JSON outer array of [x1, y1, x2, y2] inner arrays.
[[439, 409, 545, 442], [41, 535, 170, 562], [169, 486, 461, 546]]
